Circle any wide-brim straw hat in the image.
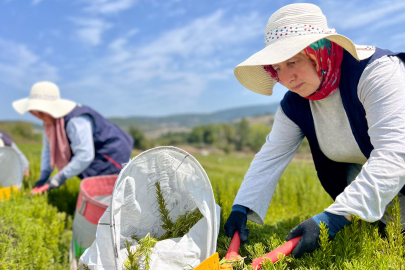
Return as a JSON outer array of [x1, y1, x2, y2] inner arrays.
[[234, 3, 376, 96], [12, 81, 76, 118]]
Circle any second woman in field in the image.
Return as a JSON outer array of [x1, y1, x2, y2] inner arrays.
[[13, 81, 134, 191]]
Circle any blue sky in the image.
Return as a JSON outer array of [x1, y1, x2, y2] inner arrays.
[[1, 0, 404, 122]]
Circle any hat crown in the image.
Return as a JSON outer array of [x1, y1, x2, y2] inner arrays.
[[264, 3, 329, 46], [29, 82, 61, 101]]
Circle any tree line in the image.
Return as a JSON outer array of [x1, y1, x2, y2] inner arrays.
[[129, 118, 272, 153], [0, 118, 310, 154]]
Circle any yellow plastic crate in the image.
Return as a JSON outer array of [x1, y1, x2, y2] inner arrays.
[[0, 186, 18, 200], [194, 253, 220, 270]]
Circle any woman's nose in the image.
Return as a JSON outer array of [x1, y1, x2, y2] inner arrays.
[[280, 69, 295, 84]]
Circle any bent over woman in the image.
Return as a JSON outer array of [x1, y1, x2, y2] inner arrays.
[[224, 3, 405, 258]]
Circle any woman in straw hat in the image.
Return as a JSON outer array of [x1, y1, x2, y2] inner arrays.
[[13, 81, 133, 192], [224, 3, 405, 258]]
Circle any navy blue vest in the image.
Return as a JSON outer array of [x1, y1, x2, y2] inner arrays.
[[64, 105, 134, 179], [281, 48, 405, 200], [0, 130, 13, 146]]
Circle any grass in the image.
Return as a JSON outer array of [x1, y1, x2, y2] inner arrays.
[[1, 144, 405, 269]]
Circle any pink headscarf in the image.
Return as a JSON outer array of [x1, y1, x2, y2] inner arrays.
[[263, 39, 344, 101], [44, 118, 71, 171]]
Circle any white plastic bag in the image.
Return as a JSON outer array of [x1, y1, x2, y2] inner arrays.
[[79, 146, 220, 270], [0, 147, 24, 188]]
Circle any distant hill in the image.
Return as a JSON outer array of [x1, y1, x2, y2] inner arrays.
[[108, 102, 279, 137], [1, 103, 280, 141]]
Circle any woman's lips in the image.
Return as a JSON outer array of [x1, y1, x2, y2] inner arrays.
[[292, 83, 304, 91]]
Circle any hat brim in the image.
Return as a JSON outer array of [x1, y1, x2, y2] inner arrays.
[[234, 34, 376, 96], [12, 98, 76, 118]]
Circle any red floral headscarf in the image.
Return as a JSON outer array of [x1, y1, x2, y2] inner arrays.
[[263, 39, 344, 101]]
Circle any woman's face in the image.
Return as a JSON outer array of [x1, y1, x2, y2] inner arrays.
[[271, 53, 321, 97], [29, 110, 55, 124]]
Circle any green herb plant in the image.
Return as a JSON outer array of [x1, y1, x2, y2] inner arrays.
[[6, 146, 405, 270], [123, 182, 203, 270]]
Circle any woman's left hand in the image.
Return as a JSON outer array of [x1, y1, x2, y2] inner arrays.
[[286, 212, 351, 258], [286, 218, 322, 258], [48, 172, 67, 190]]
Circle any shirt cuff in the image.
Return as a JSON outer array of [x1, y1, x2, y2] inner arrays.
[[232, 204, 248, 215], [312, 211, 351, 237]]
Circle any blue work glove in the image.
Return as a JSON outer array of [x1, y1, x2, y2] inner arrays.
[[34, 171, 51, 187], [48, 172, 67, 191], [224, 205, 250, 243], [286, 212, 351, 258]]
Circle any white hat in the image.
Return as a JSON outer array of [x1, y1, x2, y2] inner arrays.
[[12, 81, 76, 118], [234, 3, 376, 96]]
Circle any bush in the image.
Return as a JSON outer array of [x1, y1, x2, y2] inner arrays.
[[10, 145, 405, 269], [210, 155, 405, 269], [248, 124, 271, 152], [0, 191, 71, 269], [235, 118, 250, 151], [47, 177, 81, 217], [20, 147, 81, 218], [297, 137, 311, 154], [128, 126, 153, 150], [156, 131, 189, 146], [0, 122, 42, 143]]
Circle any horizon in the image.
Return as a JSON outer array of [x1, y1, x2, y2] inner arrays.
[[2, 100, 279, 125], [1, 0, 404, 123]]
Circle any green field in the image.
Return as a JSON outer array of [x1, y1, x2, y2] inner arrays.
[[1, 145, 404, 269]]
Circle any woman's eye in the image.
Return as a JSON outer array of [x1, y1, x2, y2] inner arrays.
[[288, 61, 296, 65], [275, 67, 280, 71]]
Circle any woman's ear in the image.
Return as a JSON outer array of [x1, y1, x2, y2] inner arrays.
[[311, 60, 317, 68], [307, 54, 319, 71]]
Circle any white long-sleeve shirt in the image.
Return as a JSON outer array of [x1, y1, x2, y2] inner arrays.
[[40, 115, 95, 179], [234, 55, 405, 225]]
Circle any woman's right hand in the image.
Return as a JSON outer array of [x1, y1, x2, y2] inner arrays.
[[224, 208, 250, 243], [33, 170, 53, 188], [33, 177, 48, 187]]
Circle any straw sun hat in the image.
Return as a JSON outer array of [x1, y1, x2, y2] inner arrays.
[[234, 3, 376, 96], [12, 81, 76, 118]]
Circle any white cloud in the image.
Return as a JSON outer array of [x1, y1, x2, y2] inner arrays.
[[126, 28, 139, 37], [366, 13, 405, 31], [138, 10, 262, 58], [390, 32, 405, 51], [320, 0, 405, 30], [81, 0, 137, 15], [70, 18, 113, 46], [392, 33, 405, 41], [63, 10, 264, 115], [32, 0, 44, 5], [108, 10, 263, 83], [167, 8, 187, 17], [43, 47, 54, 56], [0, 38, 59, 90]]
